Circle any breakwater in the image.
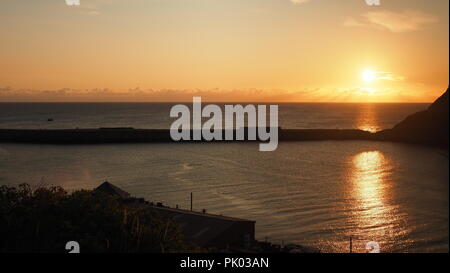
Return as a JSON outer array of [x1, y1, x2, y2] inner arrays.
[[0, 128, 374, 144]]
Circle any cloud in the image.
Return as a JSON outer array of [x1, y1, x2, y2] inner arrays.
[[345, 10, 438, 33], [0, 87, 308, 102], [289, 0, 311, 5], [373, 71, 404, 81], [343, 17, 366, 27], [66, 0, 114, 15], [71, 0, 311, 14], [0, 85, 442, 102], [365, 10, 438, 32]]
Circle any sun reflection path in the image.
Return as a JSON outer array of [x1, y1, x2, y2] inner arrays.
[[353, 151, 386, 211], [356, 104, 380, 133], [349, 151, 395, 252]]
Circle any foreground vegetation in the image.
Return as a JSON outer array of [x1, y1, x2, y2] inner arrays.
[[0, 184, 197, 253]]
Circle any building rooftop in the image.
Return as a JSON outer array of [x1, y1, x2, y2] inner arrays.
[[149, 205, 254, 247], [95, 181, 131, 199], [94, 181, 255, 248]]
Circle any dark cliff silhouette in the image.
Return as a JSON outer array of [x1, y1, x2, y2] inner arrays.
[[376, 89, 449, 149]]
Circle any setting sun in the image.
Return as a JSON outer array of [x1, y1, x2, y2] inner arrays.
[[362, 70, 377, 83]]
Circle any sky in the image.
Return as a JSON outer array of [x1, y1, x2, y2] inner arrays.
[[0, 0, 448, 102]]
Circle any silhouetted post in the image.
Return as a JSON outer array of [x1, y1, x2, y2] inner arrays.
[[349, 237, 353, 253], [190, 192, 193, 211]]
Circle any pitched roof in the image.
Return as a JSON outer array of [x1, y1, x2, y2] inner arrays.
[[95, 181, 131, 199]]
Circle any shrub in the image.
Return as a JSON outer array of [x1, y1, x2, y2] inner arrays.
[[0, 184, 197, 253]]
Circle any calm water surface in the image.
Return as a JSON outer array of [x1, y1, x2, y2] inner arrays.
[[0, 141, 447, 253], [0, 103, 447, 252], [0, 102, 428, 132]]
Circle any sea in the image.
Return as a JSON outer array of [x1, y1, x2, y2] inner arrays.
[[0, 102, 448, 253]]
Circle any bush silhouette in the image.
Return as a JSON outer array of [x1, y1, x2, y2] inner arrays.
[[0, 184, 196, 253]]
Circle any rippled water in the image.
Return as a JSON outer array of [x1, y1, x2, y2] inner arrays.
[[0, 141, 448, 253], [0, 102, 447, 252], [0, 102, 428, 132]]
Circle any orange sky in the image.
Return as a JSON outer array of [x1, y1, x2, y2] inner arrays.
[[0, 0, 448, 102]]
